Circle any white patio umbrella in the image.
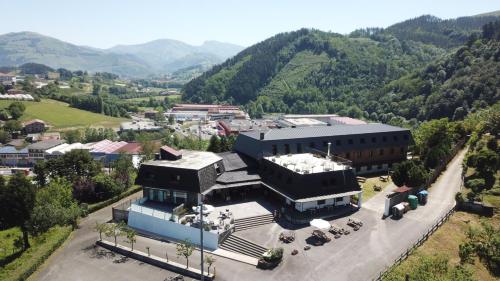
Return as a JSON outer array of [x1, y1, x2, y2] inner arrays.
[[309, 218, 330, 230]]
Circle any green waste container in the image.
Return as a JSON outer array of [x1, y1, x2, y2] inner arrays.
[[408, 195, 418, 210]]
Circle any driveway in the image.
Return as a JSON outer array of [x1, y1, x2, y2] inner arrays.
[[32, 149, 466, 281]]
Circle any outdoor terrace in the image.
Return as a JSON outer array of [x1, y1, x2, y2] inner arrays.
[[265, 153, 350, 174]]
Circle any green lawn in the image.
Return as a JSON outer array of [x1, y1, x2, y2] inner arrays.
[[0, 226, 72, 281], [383, 212, 498, 281], [0, 99, 128, 129], [361, 176, 393, 201]]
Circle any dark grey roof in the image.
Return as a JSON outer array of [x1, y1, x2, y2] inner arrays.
[[216, 170, 261, 184], [218, 152, 257, 172], [241, 123, 409, 141], [27, 139, 65, 150]]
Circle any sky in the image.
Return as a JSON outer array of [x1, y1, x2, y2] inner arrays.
[[1, 0, 499, 49]]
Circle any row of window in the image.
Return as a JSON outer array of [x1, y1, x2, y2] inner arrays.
[[355, 163, 393, 172], [271, 135, 409, 155], [344, 147, 404, 159]]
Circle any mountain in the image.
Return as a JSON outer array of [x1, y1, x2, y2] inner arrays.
[[108, 39, 243, 72], [0, 32, 244, 77], [183, 13, 500, 121], [0, 32, 151, 77]]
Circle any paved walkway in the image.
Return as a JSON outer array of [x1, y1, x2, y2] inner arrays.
[[32, 149, 467, 281]]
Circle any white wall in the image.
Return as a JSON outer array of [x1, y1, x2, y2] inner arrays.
[[128, 210, 219, 250], [294, 196, 350, 211]]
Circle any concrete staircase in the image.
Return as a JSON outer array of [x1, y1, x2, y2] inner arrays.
[[219, 234, 267, 259], [234, 214, 275, 232]]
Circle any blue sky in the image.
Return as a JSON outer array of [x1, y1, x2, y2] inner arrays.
[[2, 0, 499, 48]]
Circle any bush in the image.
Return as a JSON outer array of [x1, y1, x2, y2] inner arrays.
[[93, 173, 123, 200], [465, 178, 485, 193]]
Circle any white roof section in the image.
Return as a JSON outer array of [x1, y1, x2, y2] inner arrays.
[[295, 190, 362, 203], [45, 142, 89, 155], [144, 150, 222, 170], [283, 118, 327, 126], [265, 153, 349, 174]]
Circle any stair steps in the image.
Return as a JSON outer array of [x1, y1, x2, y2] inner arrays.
[[234, 214, 275, 232], [219, 234, 267, 259]]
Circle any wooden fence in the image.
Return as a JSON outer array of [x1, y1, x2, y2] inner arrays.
[[373, 206, 456, 281]]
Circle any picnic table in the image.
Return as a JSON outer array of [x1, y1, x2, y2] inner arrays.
[[279, 231, 296, 243]]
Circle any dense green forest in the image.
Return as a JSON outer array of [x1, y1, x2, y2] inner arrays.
[[183, 14, 500, 122]]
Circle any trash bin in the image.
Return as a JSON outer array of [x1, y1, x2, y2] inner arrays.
[[417, 190, 428, 205], [408, 195, 418, 210], [392, 203, 405, 219]]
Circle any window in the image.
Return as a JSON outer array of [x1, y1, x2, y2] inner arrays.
[[317, 199, 326, 205], [382, 136, 387, 142], [393, 135, 398, 141], [377, 164, 383, 169], [336, 140, 341, 146], [379, 149, 384, 156], [356, 166, 361, 172], [297, 143, 302, 153], [360, 138, 365, 144], [367, 165, 372, 171], [272, 145, 277, 155], [284, 144, 290, 154], [404, 135, 409, 140], [309, 142, 316, 148], [371, 137, 377, 143], [323, 141, 328, 147]]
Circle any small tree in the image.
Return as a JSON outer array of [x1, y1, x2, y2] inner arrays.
[[205, 255, 215, 275], [105, 223, 124, 246], [176, 239, 194, 268], [94, 222, 108, 241], [123, 227, 137, 251]]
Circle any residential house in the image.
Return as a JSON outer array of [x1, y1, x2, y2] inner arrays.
[[22, 119, 46, 134], [0, 146, 29, 166]]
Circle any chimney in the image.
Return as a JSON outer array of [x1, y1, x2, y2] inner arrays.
[[327, 142, 331, 158], [260, 132, 265, 140]]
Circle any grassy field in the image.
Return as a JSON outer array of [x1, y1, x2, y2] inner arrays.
[[361, 175, 393, 201], [0, 99, 128, 129], [0, 226, 72, 281], [383, 211, 499, 281]]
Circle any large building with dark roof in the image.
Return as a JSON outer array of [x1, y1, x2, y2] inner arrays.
[[234, 123, 412, 174]]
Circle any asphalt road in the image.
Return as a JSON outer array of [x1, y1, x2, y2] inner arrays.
[[33, 149, 466, 281]]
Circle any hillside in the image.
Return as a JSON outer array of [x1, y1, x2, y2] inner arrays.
[[183, 14, 500, 121], [0, 32, 151, 77], [0, 32, 243, 77], [0, 99, 127, 129]]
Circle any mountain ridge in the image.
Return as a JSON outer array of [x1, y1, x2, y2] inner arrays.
[[0, 31, 244, 77]]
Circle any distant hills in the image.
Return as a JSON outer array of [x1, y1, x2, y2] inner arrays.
[[0, 32, 244, 77], [183, 12, 500, 122]]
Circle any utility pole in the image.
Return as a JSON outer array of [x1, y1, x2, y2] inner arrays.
[[199, 194, 204, 281]]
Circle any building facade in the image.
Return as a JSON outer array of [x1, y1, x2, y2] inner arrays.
[[234, 123, 412, 174], [22, 119, 46, 134]]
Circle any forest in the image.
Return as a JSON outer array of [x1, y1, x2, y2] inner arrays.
[[182, 15, 500, 124]]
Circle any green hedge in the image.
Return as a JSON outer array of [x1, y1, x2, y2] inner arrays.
[[85, 185, 141, 214], [0, 226, 72, 281]]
